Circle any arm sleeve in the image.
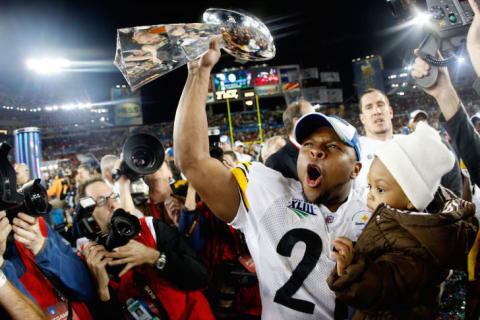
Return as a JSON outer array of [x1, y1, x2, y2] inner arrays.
[[1, 260, 36, 303], [178, 208, 206, 253], [442, 105, 480, 187], [440, 140, 463, 197], [153, 219, 209, 290], [34, 223, 94, 301], [327, 252, 432, 310]]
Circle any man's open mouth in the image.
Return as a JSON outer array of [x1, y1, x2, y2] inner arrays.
[[306, 164, 322, 187]]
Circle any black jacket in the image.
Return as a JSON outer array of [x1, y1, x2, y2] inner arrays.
[[442, 104, 480, 187], [440, 138, 463, 197], [265, 139, 299, 180]]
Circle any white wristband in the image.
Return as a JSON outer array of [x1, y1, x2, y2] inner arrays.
[[0, 270, 7, 289]]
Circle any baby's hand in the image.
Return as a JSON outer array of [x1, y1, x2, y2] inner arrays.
[[331, 237, 354, 276]]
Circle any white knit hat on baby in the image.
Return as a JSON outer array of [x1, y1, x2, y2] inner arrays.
[[375, 122, 455, 211]]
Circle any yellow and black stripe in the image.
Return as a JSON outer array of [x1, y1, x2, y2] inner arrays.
[[231, 162, 251, 211]]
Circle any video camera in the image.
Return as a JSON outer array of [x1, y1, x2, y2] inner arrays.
[[0, 143, 51, 219], [75, 197, 141, 252], [387, 0, 479, 87], [112, 133, 165, 182]]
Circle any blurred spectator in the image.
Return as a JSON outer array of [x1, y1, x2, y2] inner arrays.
[[233, 141, 252, 163], [100, 154, 119, 193], [47, 172, 66, 200], [14, 163, 30, 188], [222, 150, 238, 169], [76, 164, 92, 185], [220, 135, 232, 152], [471, 112, 480, 134], [260, 136, 286, 164]]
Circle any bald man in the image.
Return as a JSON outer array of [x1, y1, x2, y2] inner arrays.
[[14, 164, 30, 187]]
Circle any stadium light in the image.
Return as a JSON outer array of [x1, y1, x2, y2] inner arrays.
[[412, 12, 431, 26], [26, 58, 71, 74]]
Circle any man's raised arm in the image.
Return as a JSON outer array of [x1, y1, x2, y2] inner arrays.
[[173, 36, 240, 223]]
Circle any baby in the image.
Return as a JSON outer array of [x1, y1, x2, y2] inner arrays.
[[327, 122, 478, 319]]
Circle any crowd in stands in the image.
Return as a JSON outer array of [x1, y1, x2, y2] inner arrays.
[[36, 86, 480, 166]]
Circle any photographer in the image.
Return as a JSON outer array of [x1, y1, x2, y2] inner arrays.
[[137, 162, 182, 226], [78, 177, 214, 319], [0, 208, 94, 319]]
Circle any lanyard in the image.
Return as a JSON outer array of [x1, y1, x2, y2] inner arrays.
[[133, 271, 170, 320], [25, 253, 73, 320]]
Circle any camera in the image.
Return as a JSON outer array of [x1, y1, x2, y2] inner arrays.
[[387, 0, 480, 87], [75, 197, 141, 251], [388, 0, 476, 37], [208, 127, 224, 161], [8, 179, 51, 218], [0, 143, 50, 218], [112, 133, 165, 182]]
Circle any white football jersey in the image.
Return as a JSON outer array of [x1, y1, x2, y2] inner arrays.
[[230, 162, 370, 320]]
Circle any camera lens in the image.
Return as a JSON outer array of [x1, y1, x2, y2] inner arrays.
[[112, 216, 136, 237], [131, 149, 152, 168]]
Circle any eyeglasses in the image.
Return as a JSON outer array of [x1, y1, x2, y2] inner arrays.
[[95, 193, 120, 207]]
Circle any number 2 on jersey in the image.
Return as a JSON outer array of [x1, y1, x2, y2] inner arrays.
[[274, 228, 322, 314]]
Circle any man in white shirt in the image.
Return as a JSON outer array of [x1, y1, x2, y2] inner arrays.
[[173, 36, 370, 320], [355, 88, 395, 192], [234, 141, 252, 162]]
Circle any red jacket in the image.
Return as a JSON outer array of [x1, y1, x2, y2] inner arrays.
[[115, 217, 214, 319], [16, 217, 92, 319]]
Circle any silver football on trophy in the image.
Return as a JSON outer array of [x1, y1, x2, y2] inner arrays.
[[114, 8, 276, 90]]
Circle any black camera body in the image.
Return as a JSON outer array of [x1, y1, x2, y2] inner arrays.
[[112, 133, 164, 182], [208, 127, 224, 161], [388, 0, 480, 87], [7, 179, 51, 218], [0, 143, 51, 219], [388, 0, 476, 35]]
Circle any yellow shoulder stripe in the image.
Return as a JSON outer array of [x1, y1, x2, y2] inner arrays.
[[174, 179, 188, 189], [468, 229, 480, 281], [231, 165, 250, 211]]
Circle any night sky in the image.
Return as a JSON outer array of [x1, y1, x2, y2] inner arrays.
[[0, 0, 429, 123]]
